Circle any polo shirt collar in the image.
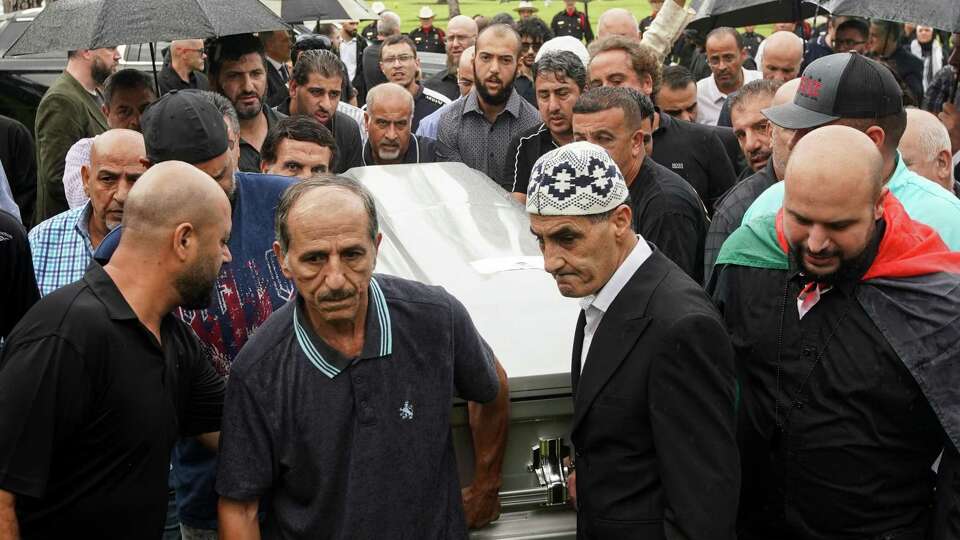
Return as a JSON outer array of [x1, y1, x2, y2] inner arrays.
[[293, 276, 393, 378], [578, 236, 652, 315], [75, 201, 95, 253], [463, 87, 523, 119], [83, 263, 139, 321], [888, 150, 910, 189]]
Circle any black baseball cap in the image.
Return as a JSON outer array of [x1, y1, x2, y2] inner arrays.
[[762, 53, 904, 130], [141, 89, 229, 164]]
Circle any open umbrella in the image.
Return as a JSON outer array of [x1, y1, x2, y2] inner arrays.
[[813, 0, 960, 33], [688, 0, 825, 32], [280, 0, 379, 23], [5, 0, 289, 93]]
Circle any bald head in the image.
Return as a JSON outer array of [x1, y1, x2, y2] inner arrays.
[[446, 15, 478, 67], [598, 9, 640, 41], [457, 46, 476, 96], [900, 108, 955, 191], [170, 39, 205, 72], [772, 77, 800, 106], [90, 128, 146, 166], [122, 161, 231, 240], [761, 31, 803, 82], [787, 125, 884, 205], [84, 129, 147, 237], [783, 126, 885, 278]]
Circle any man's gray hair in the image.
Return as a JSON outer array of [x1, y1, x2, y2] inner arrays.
[[532, 51, 587, 91], [275, 176, 380, 253], [378, 12, 402, 37], [911, 110, 952, 163], [197, 90, 240, 136], [366, 83, 415, 118]]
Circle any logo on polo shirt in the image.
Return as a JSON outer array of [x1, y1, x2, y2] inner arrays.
[[671, 163, 684, 170], [399, 401, 414, 420]]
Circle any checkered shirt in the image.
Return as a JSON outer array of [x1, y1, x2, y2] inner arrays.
[[28, 203, 95, 297]]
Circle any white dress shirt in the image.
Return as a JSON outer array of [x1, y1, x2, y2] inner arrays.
[[578, 237, 653, 371], [340, 37, 358, 82], [696, 68, 763, 126]]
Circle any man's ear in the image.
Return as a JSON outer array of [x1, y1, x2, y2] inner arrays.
[[740, 47, 748, 62], [631, 127, 646, 158], [288, 79, 297, 99], [864, 125, 886, 149], [272, 241, 294, 279], [172, 223, 196, 263], [875, 187, 889, 220], [640, 73, 654, 96], [101, 104, 109, 117], [81, 164, 92, 196], [612, 203, 634, 238]]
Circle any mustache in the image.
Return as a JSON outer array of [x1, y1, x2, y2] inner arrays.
[[318, 288, 355, 302]]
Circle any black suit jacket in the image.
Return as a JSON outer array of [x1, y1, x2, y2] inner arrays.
[[265, 61, 288, 108], [571, 249, 739, 540]]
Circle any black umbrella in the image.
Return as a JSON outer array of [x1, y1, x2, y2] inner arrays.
[[688, 0, 825, 32], [280, 0, 379, 23], [813, 0, 960, 33], [5, 0, 289, 93]]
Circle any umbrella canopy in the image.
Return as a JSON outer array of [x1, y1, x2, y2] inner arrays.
[[280, 0, 379, 23], [813, 0, 960, 33], [6, 0, 288, 57], [688, 0, 825, 32]]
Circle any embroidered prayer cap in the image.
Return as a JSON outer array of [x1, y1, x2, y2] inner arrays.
[[526, 141, 629, 216]]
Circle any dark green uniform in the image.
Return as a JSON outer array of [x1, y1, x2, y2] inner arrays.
[[550, 7, 593, 42], [409, 25, 446, 53]]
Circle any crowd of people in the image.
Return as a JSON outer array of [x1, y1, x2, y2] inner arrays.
[[1, 0, 960, 538]]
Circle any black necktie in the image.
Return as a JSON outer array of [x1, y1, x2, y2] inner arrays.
[[571, 310, 586, 394], [280, 64, 289, 82]]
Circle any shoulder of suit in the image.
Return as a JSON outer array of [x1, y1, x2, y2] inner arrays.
[[422, 87, 452, 106]]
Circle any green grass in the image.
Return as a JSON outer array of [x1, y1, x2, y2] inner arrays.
[[387, 0, 776, 36]]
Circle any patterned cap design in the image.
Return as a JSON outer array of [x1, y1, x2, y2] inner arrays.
[[526, 142, 628, 216]]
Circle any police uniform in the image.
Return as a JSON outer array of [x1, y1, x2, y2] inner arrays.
[[550, 7, 594, 42], [361, 21, 378, 42], [409, 26, 446, 53]]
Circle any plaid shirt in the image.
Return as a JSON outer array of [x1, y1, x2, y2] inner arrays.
[[923, 65, 958, 113], [28, 203, 95, 297]]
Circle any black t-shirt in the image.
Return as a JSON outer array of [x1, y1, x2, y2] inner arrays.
[[238, 105, 287, 173], [651, 112, 737, 215], [0, 209, 38, 341], [0, 264, 224, 540], [216, 274, 498, 540], [629, 157, 709, 283], [505, 123, 559, 195]]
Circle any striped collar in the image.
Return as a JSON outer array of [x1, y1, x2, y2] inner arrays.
[[293, 276, 393, 378]]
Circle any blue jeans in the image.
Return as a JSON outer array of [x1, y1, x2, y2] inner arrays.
[[163, 489, 181, 540]]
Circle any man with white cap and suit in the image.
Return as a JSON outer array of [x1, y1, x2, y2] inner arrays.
[[360, 2, 385, 43], [515, 1, 538, 20], [526, 141, 740, 539]]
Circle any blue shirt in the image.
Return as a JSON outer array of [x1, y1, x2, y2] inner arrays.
[[28, 203, 95, 297], [741, 152, 960, 250]]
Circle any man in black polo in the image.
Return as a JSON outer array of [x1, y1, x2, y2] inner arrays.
[[574, 86, 709, 282], [209, 34, 287, 173], [506, 50, 585, 203], [0, 161, 228, 539], [216, 176, 499, 539], [362, 83, 437, 165], [276, 49, 362, 174]]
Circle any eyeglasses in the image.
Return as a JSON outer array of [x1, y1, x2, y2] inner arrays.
[[182, 48, 206, 55], [521, 41, 542, 52], [382, 54, 415, 65], [835, 39, 867, 48]]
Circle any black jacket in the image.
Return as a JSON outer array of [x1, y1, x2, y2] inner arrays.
[[651, 112, 737, 215], [265, 61, 288, 108], [571, 249, 739, 540]]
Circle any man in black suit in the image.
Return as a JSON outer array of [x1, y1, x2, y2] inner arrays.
[[526, 141, 740, 539]]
